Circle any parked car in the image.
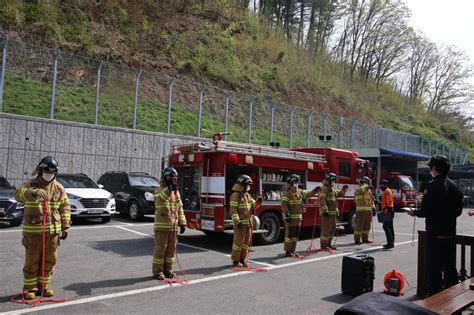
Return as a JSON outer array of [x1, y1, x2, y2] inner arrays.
[[56, 173, 116, 223], [463, 195, 472, 206], [97, 172, 159, 221], [0, 176, 23, 226]]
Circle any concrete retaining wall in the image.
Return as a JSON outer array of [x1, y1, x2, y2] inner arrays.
[[0, 113, 204, 188]]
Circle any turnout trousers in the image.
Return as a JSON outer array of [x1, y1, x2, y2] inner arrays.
[[354, 211, 372, 242], [283, 219, 301, 252], [152, 230, 176, 276], [22, 234, 59, 291], [231, 224, 251, 262], [320, 215, 336, 248]]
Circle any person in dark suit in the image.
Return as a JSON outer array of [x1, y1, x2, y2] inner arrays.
[[408, 155, 463, 296]]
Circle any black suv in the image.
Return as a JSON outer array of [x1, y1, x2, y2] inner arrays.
[[97, 172, 159, 221], [0, 176, 23, 226]]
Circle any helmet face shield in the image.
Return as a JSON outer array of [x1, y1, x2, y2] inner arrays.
[[236, 175, 252, 186], [163, 167, 178, 180], [287, 174, 300, 185], [325, 172, 338, 183], [33, 156, 59, 177]]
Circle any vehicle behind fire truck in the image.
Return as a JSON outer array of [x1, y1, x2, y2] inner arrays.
[[169, 140, 372, 244]]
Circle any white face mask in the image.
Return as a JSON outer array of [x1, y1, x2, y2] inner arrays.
[[246, 185, 251, 191], [42, 173, 55, 182]]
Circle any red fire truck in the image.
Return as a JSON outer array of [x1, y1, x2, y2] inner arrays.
[[169, 140, 372, 244], [380, 169, 417, 210]]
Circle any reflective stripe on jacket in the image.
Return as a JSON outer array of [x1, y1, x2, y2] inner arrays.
[[319, 184, 345, 216], [281, 188, 317, 220], [15, 179, 70, 235], [355, 185, 374, 211], [229, 192, 255, 225], [154, 184, 186, 231]]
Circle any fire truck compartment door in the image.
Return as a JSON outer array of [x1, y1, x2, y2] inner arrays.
[[201, 176, 225, 194]]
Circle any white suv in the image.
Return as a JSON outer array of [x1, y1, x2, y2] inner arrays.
[[56, 174, 116, 223]]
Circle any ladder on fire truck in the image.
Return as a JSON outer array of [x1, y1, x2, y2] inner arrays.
[[175, 140, 327, 163]]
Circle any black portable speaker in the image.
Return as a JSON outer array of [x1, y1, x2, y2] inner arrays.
[[341, 254, 375, 296]]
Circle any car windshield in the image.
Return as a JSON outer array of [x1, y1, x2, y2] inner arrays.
[[128, 175, 160, 187], [56, 175, 99, 189], [0, 177, 12, 189], [399, 177, 414, 189]]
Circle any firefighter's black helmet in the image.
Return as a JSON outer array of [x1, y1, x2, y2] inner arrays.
[[360, 176, 370, 184], [325, 172, 338, 181], [287, 174, 300, 184], [162, 167, 178, 178], [33, 156, 59, 176], [236, 175, 252, 186]]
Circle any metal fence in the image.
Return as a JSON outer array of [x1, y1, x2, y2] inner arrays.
[[0, 38, 469, 164]]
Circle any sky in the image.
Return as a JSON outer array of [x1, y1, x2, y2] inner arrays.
[[402, 0, 474, 116]]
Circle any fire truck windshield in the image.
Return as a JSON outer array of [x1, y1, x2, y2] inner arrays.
[[179, 167, 201, 211], [399, 177, 414, 189]]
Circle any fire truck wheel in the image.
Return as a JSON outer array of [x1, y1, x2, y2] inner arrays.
[[255, 212, 281, 245], [344, 209, 356, 234], [128, 200, 144, 221]]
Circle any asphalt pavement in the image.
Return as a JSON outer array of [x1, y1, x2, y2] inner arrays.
[[0, 208, 472, 314]]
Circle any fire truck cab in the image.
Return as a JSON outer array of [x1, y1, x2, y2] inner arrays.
[[169, 140, 372, 244]]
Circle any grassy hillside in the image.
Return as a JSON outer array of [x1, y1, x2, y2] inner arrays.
[[0, 0, 472, 158]]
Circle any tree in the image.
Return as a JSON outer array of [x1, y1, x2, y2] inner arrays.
[[404, 34, 436, 103], [426, 46, 474, 114]]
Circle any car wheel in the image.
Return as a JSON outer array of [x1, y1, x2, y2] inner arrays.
[[10, 219, 22, 227], [344, 209, 356, 234], [128, 200, 144, 221], [101, 216, 111, 223], [255, 212, 281, 245]]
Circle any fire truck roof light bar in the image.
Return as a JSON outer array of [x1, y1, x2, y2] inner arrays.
[[174, 141, 326, 163]]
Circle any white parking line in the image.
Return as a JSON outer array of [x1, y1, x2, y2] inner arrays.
[[115, 226, 150, 237], [3, 239, 418, 314], [114, 226, 275, 268], [373, 230, 417, 236], [0, 223, 154, 233]]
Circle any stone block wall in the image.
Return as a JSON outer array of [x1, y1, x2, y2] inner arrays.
[[0, 113, 203, 187]]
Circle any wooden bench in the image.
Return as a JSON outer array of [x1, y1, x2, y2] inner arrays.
[[415, 278, 474, 314]]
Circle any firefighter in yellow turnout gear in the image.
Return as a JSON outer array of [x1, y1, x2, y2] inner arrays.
[[229, 175, 261, 267], [354, 176, 375, 244], [319, 173, 348, 250], [152, 167, 187, 281], [282, 174, 318, 257], [15, 156, 70, 300]]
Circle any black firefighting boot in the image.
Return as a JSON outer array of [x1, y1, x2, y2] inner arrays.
[[232, 260, 242, 267], [285, 251, 293, 257], [155, 272, 165, 281], [240, 259, 249, 268], [43, 288, 55, 297], [24, 290, 37, 300], [164, 271, 176, 279]]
